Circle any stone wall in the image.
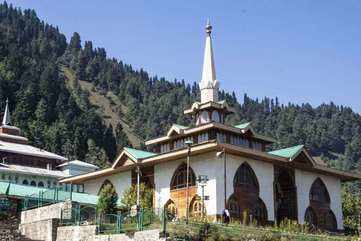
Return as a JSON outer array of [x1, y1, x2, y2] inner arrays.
[[19, 219, 59, 241], [56, 225, 97, 241], [56, 226, 162, 241], [19, 201, 72, 241], [21, 201, 72, 224], [0, 215, 35, 241]]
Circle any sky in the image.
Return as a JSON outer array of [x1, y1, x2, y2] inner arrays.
[[5, 0, 361, 113]]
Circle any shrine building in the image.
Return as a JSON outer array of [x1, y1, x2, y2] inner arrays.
[[60, 21, 361, 232]]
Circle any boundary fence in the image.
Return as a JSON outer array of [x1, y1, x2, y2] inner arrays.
[[58, 204, 160, 234]]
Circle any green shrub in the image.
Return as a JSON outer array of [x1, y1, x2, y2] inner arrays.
[[120, 183, 153, 211], [96, 183, 118, 214]]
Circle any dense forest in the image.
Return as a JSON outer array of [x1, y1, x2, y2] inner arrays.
[[0, 2, 360, 177]]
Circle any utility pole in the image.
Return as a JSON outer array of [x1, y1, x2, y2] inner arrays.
[[136, 165, 140, 208], [223, 148, 226, 209], [217, 148, 227, 209], [136, 165, 141, 230], [185, 140, 193, 225]]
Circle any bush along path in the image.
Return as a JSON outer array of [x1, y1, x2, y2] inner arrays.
[[165, 220, 360, 241]]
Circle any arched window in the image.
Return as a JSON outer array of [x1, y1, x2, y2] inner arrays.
[[227, 194, 240, 218], [304, 207, 317, 228], [38, 181, 44, 187], [211, 110, 220, 123], [189, 196, 204, 218], [233, 162, 259, 191], [165, 199, 177, 217], [98, 179, 117, 196], [170, 163, 196, 190], [200, 111, 209, 124], [309, 178, 330, 204], [30, 181, 36, 187], [22, 180, 29, 185]]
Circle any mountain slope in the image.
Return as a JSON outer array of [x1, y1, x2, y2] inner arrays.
[[62, 66, 142, 148]]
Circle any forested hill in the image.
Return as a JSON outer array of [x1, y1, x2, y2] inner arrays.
[[0, 2, 360, 173]]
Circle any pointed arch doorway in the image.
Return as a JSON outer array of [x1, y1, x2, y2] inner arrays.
[[274, 167, 298, 223]]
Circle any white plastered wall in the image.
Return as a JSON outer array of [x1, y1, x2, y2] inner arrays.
[[223, 154, 275, 221], [295, 169, 343, 230], [154, 152, 221, 216], [154, 151, 275, 221], [83, 170, 131, 198]]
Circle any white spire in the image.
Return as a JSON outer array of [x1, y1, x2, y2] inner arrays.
[[2, 98, 10, 126], [199, 19, 219, 103]]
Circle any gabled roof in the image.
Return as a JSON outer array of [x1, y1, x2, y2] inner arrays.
[[268, 144, 318, 167], [268, 145, 304, 160], [167, 124, 188, 136], [57, 160, 99, 169], [124, 147, 157, 160], [234, 122, 251, 130], [112, 147, 157, 168]]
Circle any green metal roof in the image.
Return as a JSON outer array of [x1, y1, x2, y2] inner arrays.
[[0, 181, 9, 195], [0, 181, 98, 205], [124, 147, 157, 160], [268, 145, 304, 159], [71, 192, 98, 205], [7, 183, 45, 197], [234, 122, 251, 129]]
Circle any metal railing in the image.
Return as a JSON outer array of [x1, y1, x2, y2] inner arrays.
[[59, 206, 159, 234], [22, 188, 79, 211]]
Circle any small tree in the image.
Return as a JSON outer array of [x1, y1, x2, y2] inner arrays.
[[342, 186, 361, 231], [121, 183, 154, 211], [96, 184, 118, 215]]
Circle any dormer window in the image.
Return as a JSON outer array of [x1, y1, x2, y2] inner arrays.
[[199, 111, 210, 124], [230, 134, 250, 148], [198, 132, 209, 143], [160, 143, 170, 153], [216, 132, 226, 143], [174, 139, 185, 150], [252, 142, 262, 151]]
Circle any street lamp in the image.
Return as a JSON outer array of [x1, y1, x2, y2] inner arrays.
[[185, 139, 193, 224], [216, 148, 226, 209], [197, 175, 209, 219], [135, 164, 142, 229]]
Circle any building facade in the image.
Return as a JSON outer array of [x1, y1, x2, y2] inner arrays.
[[0, 99, 99, 195], [61, 22, 361, 232]]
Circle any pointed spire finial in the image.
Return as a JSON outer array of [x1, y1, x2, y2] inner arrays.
[[2, 98, 10, 126], [199, 19, 219, 103], [205, 18, 212, 35]]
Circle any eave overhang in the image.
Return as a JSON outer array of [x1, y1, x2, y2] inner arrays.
[[145, 122, 275, 146], [183, 100, 234, 115], [60, 141, 361, 184]]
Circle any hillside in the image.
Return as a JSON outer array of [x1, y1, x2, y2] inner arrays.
[[62, 66, 142, 148], [0, 2, 360, 176]]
